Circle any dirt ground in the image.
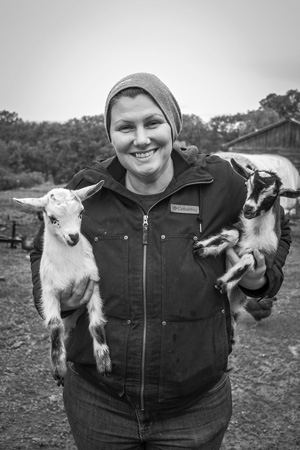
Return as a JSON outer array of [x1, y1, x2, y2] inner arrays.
[[0, 187, 299, 450]]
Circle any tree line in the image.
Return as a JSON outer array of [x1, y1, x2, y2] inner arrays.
[[1, 89, 299, 189]]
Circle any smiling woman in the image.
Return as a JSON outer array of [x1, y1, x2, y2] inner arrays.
[[29, 72, 291, 450], [110, 94, 174, 194], [104, 74, 182, 194]]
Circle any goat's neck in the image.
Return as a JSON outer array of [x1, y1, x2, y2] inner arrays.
[[43, 227, 84, 260], [243, 207, 274, 232], [41, 226, 98, 285]]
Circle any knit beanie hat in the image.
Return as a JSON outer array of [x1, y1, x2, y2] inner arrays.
[[104, 72, 182, 142]]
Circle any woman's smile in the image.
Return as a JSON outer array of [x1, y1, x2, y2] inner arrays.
[[131, 149, 157, 159]]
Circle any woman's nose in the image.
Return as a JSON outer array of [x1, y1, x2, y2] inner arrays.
[[134, 128, 150, 147]]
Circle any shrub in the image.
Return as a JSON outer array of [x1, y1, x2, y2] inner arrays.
[[0, 168, 45, 191]]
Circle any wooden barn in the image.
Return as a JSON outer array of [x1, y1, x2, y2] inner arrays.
[[221, 118, 300, 174]]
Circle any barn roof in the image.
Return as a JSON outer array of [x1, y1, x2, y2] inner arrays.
[[222, 117, 300, 149]]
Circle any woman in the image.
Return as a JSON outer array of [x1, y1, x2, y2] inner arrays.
[[30, 73, 291, 449]]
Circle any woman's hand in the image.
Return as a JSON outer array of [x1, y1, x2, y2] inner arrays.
[[226, 248, 267, 290], [59, 277, 95, 311]]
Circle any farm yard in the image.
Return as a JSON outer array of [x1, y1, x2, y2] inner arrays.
[[0, 185, 300, 450]]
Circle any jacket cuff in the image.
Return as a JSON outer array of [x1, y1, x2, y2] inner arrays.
[[240, 265, 282, 299], [239, 272, 270, 299]]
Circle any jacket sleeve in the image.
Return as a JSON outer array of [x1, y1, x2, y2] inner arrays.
[[241, 206, 292, 299], [30, 223, 45, 318]]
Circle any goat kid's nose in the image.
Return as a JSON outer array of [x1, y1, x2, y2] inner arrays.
[[68, 233, 80, 246], [244, 205, 254, 213], [243, 204, 256, 219]]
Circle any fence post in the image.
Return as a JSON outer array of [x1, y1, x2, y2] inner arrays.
[[11, 221, 17, 248]]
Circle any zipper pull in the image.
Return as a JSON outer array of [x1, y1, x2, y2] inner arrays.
[[197, 217, 202, 234], [143, 215, 148, 245]]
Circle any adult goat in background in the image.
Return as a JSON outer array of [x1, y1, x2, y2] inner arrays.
[[14, 181, 111, 385], [194, 158, 300, 336]]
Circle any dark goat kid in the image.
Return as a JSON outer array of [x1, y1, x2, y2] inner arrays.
[[194, 158, 300, 334]]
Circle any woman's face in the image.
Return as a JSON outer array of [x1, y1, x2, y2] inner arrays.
[[110, 94, 173, 185]]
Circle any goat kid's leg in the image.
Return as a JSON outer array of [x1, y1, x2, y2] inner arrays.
[[193, 229, 239, 257], [43, 294, 67, 386], [216, 253, 256, 294], [227, 287, 247, 344], [88, 284, 112, 375], [47, 316, 67, 386]]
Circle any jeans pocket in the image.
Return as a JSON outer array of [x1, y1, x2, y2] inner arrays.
[[67, 361, 79, 375], [204, 372, 229, 397]]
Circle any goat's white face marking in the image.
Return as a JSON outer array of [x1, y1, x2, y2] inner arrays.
[[44, 190, 84, 246], [13, 181, 104, 247], [230, 159, 283, 219], [230, 159, 300, 216]]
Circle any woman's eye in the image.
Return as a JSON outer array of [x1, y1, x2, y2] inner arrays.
[[147, 120, 159, 128], [119, 125, 132, 132]]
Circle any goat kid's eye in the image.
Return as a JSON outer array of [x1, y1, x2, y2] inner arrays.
[[49, 216, 59, 225], [264, 186, 275, 193]]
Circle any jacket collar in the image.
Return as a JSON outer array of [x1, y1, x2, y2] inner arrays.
[[83, 147, 213, 190], [102, 146, 191, 182]]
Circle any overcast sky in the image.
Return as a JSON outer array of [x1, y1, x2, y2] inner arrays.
[[1, 0, 299, 123]]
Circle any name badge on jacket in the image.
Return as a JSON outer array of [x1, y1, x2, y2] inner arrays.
[[171, 204, 199, 214]]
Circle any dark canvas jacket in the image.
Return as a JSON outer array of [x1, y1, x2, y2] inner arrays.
[[30, 148, 291, 411]]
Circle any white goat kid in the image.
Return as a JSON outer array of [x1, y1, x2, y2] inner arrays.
[[14, 181, 111, 385], [194, 158, 300, 329]]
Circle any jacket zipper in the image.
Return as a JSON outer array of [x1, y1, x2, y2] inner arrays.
[[141, 214, 148, 411], [138, 180, 212, 410]]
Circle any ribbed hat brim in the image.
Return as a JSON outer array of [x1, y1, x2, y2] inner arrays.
[[104, 72, 182, 142]]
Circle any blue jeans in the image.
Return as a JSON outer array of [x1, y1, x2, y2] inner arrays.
[[63, 363, 232, 449]]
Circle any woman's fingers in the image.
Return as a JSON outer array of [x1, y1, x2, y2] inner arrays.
[[79, 279, 95, 305], [225, 247, 267, 290], [253, 248, 266, 269], [225, 247, 240, 269], [60, 277, 94, 311]]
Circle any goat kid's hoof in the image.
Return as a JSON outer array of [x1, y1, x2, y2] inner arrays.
[[193, 243, 205, 255], [95, 347, 112, 376], [215, 280, 227, 294], [55, 376, 64, 387], [52, 371, 65, 387], [52, 363, 67, 387]]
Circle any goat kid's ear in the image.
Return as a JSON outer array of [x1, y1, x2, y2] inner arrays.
[[230, 158, 253, 180], [279, 187, 300, 198], [13, 196, 47, 210], [75, 180, 105, 202]]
